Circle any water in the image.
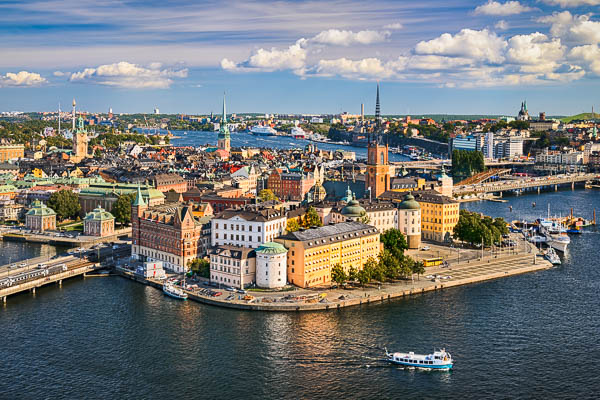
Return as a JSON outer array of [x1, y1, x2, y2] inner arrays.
[[165, 129, 412, 162], [1, 190, 598, 399], [0, 241, 67, 266]]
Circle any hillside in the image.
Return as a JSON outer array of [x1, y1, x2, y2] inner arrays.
[[561, 113, 598, 123]]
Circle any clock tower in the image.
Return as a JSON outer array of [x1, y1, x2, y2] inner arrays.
[[365, 83, 390, 199]]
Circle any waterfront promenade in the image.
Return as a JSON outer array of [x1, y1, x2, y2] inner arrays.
[[116, 239, 551, 312]]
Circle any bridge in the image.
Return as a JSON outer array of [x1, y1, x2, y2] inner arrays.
[[391, 159, 535, 171], [453, 173, 599, 196], [456, 168, 511, 186]]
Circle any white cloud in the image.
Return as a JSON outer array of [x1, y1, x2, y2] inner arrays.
[[221, 39, 308, 74], [495, 20, 509, 30], [53, 71, 67, 77], [415, 29, 507, 63], [316, 57, 407, 80], [383, 22, 403, 30], [408, 55, 474, 70], [570, 44, 600, 74], [69, 61, 187, 88], [474, 1, 533, 16], [542, 0, 600, 7], [311, 29, 390, 46], [538, 11, 600, 45], [0, 71, 47, 87], [506, 32, 565, 72]]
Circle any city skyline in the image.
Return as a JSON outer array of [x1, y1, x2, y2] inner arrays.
[[1, 0, 600, 114]]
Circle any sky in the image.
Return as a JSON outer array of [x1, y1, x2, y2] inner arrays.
[[1, 0, 599, 116]]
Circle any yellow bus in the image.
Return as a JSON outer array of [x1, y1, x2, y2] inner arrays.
[[423, 257, 443, 267]]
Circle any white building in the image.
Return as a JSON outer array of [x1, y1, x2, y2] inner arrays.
[[211, 207, 287, 249], [209, 245, 256, 289], [255, 242, 288, 289], [135, 261, 167, 280], [398, 194, 421, 249]]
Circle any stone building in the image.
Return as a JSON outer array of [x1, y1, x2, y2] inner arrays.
[[25, 200, 56, 232], [209, 245, 256, 289], [398, 194, 421, 249], [255, 242, 288, 289], [83, 206, 115, 237]]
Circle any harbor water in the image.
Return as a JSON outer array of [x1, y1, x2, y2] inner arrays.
[[1, 191, 599, 399]]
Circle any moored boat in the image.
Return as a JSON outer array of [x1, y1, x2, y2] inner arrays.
[[163, 282, 188, 300], [544, 247, 561, 265], [385, 348, 453, 370]]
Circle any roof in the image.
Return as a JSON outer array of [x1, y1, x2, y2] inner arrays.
[[399, 194, 421, 210], [215, 208, 285, 222], [26, 200, 56, 216], [256, 242, 287, 255], [84, 206, 114, 221], [341, 198, 365, 217], [277, 221, 378, 248], [413, 190, 458, 205], [210, 245, 255, 259]]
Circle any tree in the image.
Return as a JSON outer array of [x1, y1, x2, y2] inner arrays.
[[47, 189, 80, 221], [331, 263, 348, 286], [358, 257, 377, 285], [111, 193, 136, 226], [379, 249, 401, 280], [348, 266, 358, 283], [453, 209, 508, 246], [258, 189, 278, 202], [381, 228, 408, 259], [286, 218, 300, 233], [411, 261, 425, 281], [452, 150, 485, 177], [188, 258, 210, 278], [301, 206, 322, 228], [356, 269, 370, 287], [358, 211, 370, 224]]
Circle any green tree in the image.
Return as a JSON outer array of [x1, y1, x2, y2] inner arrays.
[[331, 263, 348, 286], [356, 269, 370, 287], [348, 266, 358, 282], [301, 206, 323, 228], [379, 249, 400, 280], [188, 258, 210, 278], [411, 261, 425, 281], [381, 228, 408, 259], [47, 189, 80, 221], [453, 210, 508, 246], [358, 211, 370, 224], [258, 189, 278, 202], [111, 193, 136, 226]]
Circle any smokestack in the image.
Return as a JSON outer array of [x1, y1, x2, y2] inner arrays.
[[361, 103, 364, 124]]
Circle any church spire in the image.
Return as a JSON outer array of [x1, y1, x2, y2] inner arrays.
[[222, 92, 227, 124], [375, 82, 381, 130]]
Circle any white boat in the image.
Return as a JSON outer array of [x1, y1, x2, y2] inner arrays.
[[385, 348, 453, 370], [250, 125, 277, 136], [529, 235, 547, 244], [163, 282, 188, 300], [548, 234, 570, 253], [291, 126, 307, 139], [544, 247, 561, 265]]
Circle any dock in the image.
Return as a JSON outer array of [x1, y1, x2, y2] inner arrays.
[[0, 227, 131, 247]]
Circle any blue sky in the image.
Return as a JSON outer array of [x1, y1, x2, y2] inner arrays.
[[1, 0, 599, 116]]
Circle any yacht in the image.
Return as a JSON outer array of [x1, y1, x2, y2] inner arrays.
[[544, 247, 561, 265], [250, 125, 277, 136], [291, 126, 307, 139], [163, 282, 188, 300], [385, 348, 453, 370], [548, 234, 570, 253]]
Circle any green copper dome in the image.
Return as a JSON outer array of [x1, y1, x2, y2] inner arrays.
[[84, 206, 114, 221], [256, 242, 287, 255], [26, 200, 56, 216], [341, 196, 366, 217], [398, 194, 420, 210]]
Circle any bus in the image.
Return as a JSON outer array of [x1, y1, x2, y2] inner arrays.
[[423, 257, 443, 267]]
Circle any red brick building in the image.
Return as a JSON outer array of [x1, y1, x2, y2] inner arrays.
[[151, 173, 188, 193], [267, 169, 314, 201]]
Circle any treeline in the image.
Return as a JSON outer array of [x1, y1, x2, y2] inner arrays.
[[452, 150, 485, 177], [89, 133, 167, 149], [453, 210, 509, 246]]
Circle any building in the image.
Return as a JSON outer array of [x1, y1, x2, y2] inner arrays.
[[211, 207, 287, 249], [365, 83, 390, 199], [330, 196, 398, 234], [517, 100, 530, 121], [398, 193, 421, 249], [209, 245, 256, 289], [267, 169, 315, 201], [151, 173, 188, 193], [71, 116, 88, 163], [494, 137, 523, 159], [414, 191, 459, 242], [83, 206, 115, 237], [25, 200, 56, 232], [217, 94, 230, 155], [0, 145, 25, 162], [131, 187, 204, 273], [451, 135, 481, 152], [255, 242, 288, 289], [79, 183, 164, 215], [135, 261, 167, 280], [276, 221, 380, 288], [535, 148, 586, 173]]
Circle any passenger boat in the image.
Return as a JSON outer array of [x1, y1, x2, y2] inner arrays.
[[250, 125, 277, 136], [385, 348, 453, 370], [544, 247, 561, 265], [163, 282, 188, 300], [548, 234, 570, 253]]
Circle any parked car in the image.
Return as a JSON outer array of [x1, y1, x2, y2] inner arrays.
[[421, 246, 430, 251]]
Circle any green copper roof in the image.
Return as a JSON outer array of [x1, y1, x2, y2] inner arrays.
[[26, 200, 56, 216], [218, 93, 230, 140], [399, 194, 420, 210], [133, 185, 146, 207], [341, 195, 366, 217], [256, 242, 287, 255], [84, 206, 114, 221]]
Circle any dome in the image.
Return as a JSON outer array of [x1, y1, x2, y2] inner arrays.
[[256, 242, 288, 255], [398, 194, 420, 210], [84, 206, 114, 221], [26, 200, 56, 216], [341, 196, 366, 217]]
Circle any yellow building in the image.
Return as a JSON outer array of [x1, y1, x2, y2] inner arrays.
[[0, 144, 25, 162], [276, 221, 380, 288], [414, 191, 459, 242]]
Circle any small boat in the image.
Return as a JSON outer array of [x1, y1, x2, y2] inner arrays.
[[544, 247, 561, 265], [385, 348, 453, 370], [548, 234, 570, 253], [163, 282, 188, 300], [529, 235, 547, 244]]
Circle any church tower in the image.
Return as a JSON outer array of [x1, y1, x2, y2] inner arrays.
[[365, 83, 390, 199], [71, 115, 88, 163], [131, 185, 148, 260], [217, 93, 231, 154]]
